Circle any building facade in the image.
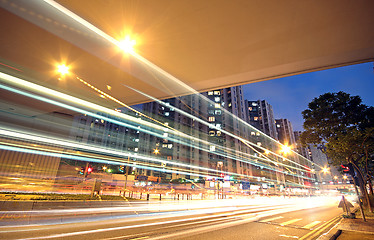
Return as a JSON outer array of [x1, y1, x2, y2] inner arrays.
[[275, 119, 296, 146]]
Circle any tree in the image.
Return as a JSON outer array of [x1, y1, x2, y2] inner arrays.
[[300, 91, 374, 210]]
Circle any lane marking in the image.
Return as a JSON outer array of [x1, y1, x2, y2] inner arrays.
[[279, 235, 299, 238], [302, 221, 321, 229], [259, 216, 284, 223], [280, 218, 302, 226], [299, 215, 342, 240]]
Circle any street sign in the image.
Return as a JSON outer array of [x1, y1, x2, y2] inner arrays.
[[338, 195, 354, 213]]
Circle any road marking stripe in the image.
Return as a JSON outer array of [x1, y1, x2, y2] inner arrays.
[[279, 235, 299, 239], [280, 218, 302, 226], [302, 221, 321, 229], [259, 216, 284, 222], [307, 217, 341, 240], [299, 215, 342, 240]]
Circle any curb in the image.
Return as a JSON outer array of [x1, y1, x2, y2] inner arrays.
[[329, 229, 342, 240]]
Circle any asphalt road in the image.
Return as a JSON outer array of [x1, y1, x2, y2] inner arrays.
[[0, 197, 343, 240]]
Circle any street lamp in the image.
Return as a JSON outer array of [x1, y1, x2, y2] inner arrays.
[[153, 148, 160, 155], [280, 144, 291, 155], [217, 161, 224, 199], [118, 35, 136, 53], [57, 64, 69, 75]]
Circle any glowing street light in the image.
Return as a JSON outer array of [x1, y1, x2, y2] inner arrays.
[[280, 144, 291, 155], [343, 175, 348, 180], [57, 64, 69, 75], [118, 35, 136, 53], [322, 167, 329, 174], [153, 148, 160, 155]]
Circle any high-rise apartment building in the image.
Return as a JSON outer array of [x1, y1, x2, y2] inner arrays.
[[142, 86, 255, 180], [293, 131, 311, 160], [142, 94, 209, 180], [244, 100, 261, 130], [244, 100, 278, 140], [275, 119, 296, 146]]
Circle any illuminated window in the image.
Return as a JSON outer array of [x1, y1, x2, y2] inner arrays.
[[257, 142, 262, 146], [251, 132, 255, 136], [248, 107, 253, 111], [252, 102, 257, 106], [214, 91, 221, 95], [209, 131, 215, 136], [215, 97, 220, 102], [210, 145, 216, 151], [215, 110, 222, 115], [256, 132, 260, 136], [208, 116, 215, 122], [228, 103, 232, 107], [215, 103, 220, 108], [165, 112, 169, 116], [168, 144, 173, 149], [208, 91, 213, 95], [216, 131, 222, 136], [254, 117, 258, 121]]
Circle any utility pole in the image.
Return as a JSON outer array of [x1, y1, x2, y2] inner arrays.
[[124, 156, 130, 193]]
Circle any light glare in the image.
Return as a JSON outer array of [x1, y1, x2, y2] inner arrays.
[[57, 64, 69, 75], [118, 36, 136, 53]]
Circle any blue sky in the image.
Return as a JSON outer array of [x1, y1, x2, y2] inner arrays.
[[242, 62, 374, 131]]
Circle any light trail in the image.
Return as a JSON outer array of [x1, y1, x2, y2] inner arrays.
[[0, 0, 319, 187], [0, 197, 338, 239], [0, 128, 272, 181], [0, 77, 314, 182], [125, 85, 319, 173], [0, 79, 315, 183], [75, 72, 313, 176], [40, 0, 318, 171], [0, 144, 209, 179]]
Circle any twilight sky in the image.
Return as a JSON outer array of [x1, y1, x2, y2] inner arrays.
[[242, 62, 374, 131]]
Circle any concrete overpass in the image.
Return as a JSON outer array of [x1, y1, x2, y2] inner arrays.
[[1, 0, 373, 109]]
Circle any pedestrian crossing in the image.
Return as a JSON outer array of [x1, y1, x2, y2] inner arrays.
[[280, 218, 302, 226], [258, 216, 323, 230], [259, 216, 284, 223], [301, 221, 321, 229]]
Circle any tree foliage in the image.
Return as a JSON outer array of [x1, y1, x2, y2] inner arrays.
[[301, 92, 373, 164], [300, 91, 374, 206]]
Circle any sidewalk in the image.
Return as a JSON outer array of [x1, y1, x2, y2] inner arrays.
[[337, 218, 374, 239], [318, 208, 374, 240]]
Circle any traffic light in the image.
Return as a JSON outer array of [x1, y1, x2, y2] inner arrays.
[[78, 167, 85, 175], [87, 166, 93, 174], [341, 163, 355, 176]]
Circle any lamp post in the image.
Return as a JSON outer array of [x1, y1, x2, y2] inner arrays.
[[217, 161, 223, 199], [124, 156, 130, 194]]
